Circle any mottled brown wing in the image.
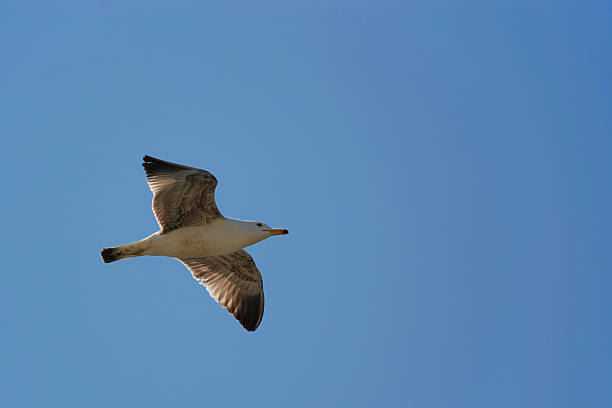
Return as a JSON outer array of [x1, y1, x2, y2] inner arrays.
[[179, 250, 264, 332], [142, 155, 221, 233]]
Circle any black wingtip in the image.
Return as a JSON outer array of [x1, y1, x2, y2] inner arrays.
[[235, 291, 264, 332], [142, 155, 153, 169], [141, 155, 197, 172]]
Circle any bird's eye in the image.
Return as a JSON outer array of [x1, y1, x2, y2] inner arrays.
[[257, 223, 262, 227]]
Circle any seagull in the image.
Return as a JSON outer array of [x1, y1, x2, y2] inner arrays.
[[101, 155, 288, 331]]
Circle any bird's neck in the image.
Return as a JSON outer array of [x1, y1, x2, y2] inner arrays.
[[222, 217, 266, 248]]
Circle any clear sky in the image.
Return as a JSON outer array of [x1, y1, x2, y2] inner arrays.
[[1, 2, 610, 407]]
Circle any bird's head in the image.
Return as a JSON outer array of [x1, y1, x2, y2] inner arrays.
[[252, 221, 289, 239]]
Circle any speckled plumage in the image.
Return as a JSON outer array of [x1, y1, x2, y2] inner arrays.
[[142, 155, 221, 233], [180, 250, 264, 331]]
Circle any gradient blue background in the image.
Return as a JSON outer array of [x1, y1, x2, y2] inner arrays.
[[1, 2, 610, 407]]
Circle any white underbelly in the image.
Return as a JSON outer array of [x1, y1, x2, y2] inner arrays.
[[146, 225, 245, 258]]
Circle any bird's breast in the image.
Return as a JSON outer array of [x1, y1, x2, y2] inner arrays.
[[150, 225, 246, 258]]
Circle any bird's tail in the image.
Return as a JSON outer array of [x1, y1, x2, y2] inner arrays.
[[101, 247, 125, 263], [101, 240, 149, 263]]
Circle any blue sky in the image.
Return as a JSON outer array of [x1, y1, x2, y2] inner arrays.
[[1, 2, 610, 407]]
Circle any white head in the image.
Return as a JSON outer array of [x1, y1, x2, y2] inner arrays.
[[250, 221, 289, 239], [226, 218, 289, 248]]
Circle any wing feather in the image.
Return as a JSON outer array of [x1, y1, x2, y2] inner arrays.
[[179, 250, 264, 332], [142, 155, 221, 233]]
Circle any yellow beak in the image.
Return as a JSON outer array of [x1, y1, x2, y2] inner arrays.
[[264, 228, 289, 236]]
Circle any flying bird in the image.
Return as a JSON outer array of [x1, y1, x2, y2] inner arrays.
[[101, 155, 288, 331]]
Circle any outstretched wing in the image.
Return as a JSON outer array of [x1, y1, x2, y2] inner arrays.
[[142, 155, 221, 233], [179, 250, 264, 332]]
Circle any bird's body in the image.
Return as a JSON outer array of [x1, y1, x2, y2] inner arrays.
[[111, 217, 271, 259], [149, 218, 267, 257], [101, 155, 288, 331]]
